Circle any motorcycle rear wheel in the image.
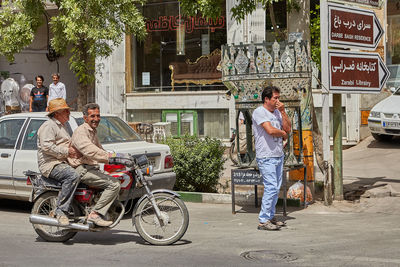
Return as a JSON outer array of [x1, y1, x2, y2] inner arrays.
[[31, 192, 79, 242], [133, 192, 189, 245]]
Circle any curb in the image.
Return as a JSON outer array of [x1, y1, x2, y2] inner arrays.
[[177, 191, 301, 207]]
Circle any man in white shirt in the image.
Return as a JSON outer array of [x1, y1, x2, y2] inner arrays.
[[48, 73, 66, 104]]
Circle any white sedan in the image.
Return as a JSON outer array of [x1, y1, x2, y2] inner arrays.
[[368, 87, 400, 141], [0, 112, 176, 201]]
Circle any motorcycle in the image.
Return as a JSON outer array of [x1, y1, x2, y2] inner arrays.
[[25, 155, 189, 245]]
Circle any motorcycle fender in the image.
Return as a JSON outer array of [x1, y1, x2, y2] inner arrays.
[[31, 188, 58, 202], [133, 189, 181, 218]]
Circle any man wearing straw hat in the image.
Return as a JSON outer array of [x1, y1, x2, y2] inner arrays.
[[37, 98, 82, 226]]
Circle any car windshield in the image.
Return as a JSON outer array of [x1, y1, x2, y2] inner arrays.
[[75, 116, 142, 144]]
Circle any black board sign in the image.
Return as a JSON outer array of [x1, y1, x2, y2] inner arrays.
[[231, 169, 262, 185]]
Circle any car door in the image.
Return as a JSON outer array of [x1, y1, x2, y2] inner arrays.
[[0, 118, 26, 195], [13, 118, 47, 198]]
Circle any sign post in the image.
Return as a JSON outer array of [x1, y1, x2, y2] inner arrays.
[[329, 50, 389, 93], [320, 1, 387, 202], [328, 3, 383, 50]]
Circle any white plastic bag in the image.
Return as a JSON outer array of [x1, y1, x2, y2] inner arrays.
[[287, 181, 313, 202]]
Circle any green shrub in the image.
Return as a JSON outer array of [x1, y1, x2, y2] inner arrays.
[[162, 135, 226, 193]]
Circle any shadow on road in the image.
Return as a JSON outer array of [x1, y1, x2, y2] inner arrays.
[[367, 136, 400, 149], [35, 224, 192, 246], [0, 199, 32, 213], [343, 176, 400, 201]]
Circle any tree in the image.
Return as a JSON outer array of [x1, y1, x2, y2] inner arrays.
[[180, 0, 300, 40], [0, 0, 147, 110]]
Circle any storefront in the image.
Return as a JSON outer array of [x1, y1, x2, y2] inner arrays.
[[387, 0, 400, 88], [126, 0, 230, 138]]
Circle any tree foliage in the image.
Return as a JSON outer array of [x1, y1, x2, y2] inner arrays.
[[0, 0, 147, 109], [180, 0, 299, 22], [310, 3, 320, 69]]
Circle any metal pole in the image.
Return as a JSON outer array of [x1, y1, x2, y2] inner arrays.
[[320, 2, 332, 205], [332, 94, 343, 200], [160, 43, 163, 92]]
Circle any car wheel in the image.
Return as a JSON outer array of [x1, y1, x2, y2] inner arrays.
[[371, 133, 393, 142]]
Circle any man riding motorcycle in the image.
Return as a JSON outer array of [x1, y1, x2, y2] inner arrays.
[[68, 103, 121, 227], [37, 98, 82, 226]]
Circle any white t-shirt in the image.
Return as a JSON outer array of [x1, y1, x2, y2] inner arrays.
[[48, 82, 66, 104], [252, 106, 283, 158]]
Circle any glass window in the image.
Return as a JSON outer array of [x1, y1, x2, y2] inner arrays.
[[126, 109, 162, 123], [21, 119, 46, 150], [75, 117, 142, 144], [134, 0, 227, 92], [0, 119, 25, 149], [203, 109, 229, 139]]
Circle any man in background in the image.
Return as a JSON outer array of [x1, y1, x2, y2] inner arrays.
[[48, 73, 66, 104], [252, 86, 291, 231]]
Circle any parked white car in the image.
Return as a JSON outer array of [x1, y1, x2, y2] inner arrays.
[[0, 112, 176, 201], [368, 87, 400, 141]]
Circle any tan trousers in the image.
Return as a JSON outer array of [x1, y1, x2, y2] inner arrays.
[[76, 165, 121, 216]]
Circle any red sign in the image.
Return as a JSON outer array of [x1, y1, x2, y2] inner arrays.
[[146, 16, 225, 33], [329, 50, 389, 93], [328, 3, 383, 50]]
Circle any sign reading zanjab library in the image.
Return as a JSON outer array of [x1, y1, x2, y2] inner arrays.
[[328, 3, 383, 50], [329, 50, 389, 93]]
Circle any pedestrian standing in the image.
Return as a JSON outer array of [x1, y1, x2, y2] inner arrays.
[[48, 73, 66, 104], [29, 75, 48, 112], [252, 85, 291, 230]]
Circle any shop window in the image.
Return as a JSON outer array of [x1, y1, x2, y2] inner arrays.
[[162, 110, 198, 137], [127, 109, 162, 123], [134, 0, 227, 92], [387, 2, 400, 88]]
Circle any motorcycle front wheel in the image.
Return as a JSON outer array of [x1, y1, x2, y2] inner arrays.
[[31, 192, 79, 242], [133, 192, 189, 245]]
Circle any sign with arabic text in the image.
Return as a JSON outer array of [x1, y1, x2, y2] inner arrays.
[[329, 50, 389, 93], [146, 16, 225, 34], [328, 3, 383, 50]]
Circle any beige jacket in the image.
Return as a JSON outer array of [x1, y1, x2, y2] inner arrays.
[[68, 122, 109, 167], [37, 118, 70, 177]]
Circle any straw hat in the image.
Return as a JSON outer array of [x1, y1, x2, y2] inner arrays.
[[47, 98, 70, 116]]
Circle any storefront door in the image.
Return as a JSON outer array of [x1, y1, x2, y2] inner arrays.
[[162, 110, 197, 137]]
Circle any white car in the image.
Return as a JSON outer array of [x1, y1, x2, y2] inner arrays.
[[0, 112, 176, 201], [368, 87, 400, 141]]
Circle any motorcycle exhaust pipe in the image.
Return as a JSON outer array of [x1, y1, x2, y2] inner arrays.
[[29, 214, 90, 231]]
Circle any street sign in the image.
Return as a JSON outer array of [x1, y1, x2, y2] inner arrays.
[[328, 3, 383, 50], [329, 50, 390, 93]]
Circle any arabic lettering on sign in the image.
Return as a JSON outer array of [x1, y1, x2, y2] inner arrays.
[[330, 56, 379, 88], [330, 9, 373, 45], [146, 16, 225, 33], [333, 15, 371, 31], [331, 60, 376, 74]]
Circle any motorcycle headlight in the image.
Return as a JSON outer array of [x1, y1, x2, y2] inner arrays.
[[370, 111, 380, 118]]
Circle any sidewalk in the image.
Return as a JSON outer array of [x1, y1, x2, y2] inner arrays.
[[181, 136, 400, 206]]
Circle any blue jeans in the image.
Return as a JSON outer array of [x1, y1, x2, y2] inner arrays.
[[49, 163, 81, 214], [257, 155, 284, 223]]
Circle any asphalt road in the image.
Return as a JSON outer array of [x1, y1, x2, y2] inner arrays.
[[1, 198, 400, 267]]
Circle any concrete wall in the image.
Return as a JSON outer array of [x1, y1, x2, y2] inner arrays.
[[0, 19, 78, 109], [95, 40, 126, 118]]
